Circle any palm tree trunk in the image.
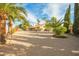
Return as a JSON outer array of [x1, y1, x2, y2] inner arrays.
[[0, 15, 2, 43], [8, 17, 12, 34], [0, 14, 7, 44], [8, 17, 13, 40]]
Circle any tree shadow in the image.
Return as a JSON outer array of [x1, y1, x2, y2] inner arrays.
[[11, 33, 79, 56], [0, 43, 32, 56], [2, 31, 79, 56]]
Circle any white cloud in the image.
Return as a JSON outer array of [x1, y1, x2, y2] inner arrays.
[[18, 9, 38, 26], [26, 10, 37, 26], [42, 3, 68, 19]]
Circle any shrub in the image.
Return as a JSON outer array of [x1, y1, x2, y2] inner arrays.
[[53, 26, 67, 35]]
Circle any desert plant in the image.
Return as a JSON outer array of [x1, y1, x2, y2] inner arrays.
[[44, 17, 63, 31], [53, 26, 67, 35]]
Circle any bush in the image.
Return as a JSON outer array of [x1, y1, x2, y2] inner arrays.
[[53, 26, 67, 35]]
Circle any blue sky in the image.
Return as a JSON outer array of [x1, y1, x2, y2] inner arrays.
[[15, 3, 74, 26]]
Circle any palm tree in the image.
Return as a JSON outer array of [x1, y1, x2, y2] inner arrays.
[[0, 6, 8, 44], [0, 3, 27, 44], [19, 20, 30, 30], [44, 17, 63, 31]]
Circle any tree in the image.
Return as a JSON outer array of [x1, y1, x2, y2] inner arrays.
[[35, 19, 40, 31], [37, 19, 40, 25], [73, 3, 79, 35], [44, 17, 67, 36], [0, 7, 8, 44], [0, 4, 27, 44], [51, 17, 63, 28], [63, 4, 71, 33], [44, 17, 63, 31], [44, 20, 52, 31], [20, 20, 30, 30]]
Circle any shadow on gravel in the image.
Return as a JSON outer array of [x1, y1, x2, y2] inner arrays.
[[11, 33, 79, 56], [0, 43, 30, 56], [3, 31, 79, 56]]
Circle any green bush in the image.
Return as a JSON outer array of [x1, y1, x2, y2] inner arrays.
[[53, 26, 67, 35]]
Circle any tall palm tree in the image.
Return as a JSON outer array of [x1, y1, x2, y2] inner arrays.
[[0, 8, 8, 44], [0, 3, 27, 44]]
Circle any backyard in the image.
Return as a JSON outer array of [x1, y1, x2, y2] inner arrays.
[[0, 3, 79, 56]]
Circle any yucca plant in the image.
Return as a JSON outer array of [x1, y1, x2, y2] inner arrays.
[[45, 17, 67, 37]]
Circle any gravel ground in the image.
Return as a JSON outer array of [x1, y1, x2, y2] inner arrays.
[[0, 31, 79, 56]]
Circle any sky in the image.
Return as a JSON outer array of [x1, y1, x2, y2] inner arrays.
[[15, 3, 74, 26]]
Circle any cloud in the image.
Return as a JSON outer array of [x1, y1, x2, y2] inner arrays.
[[42, 3, 68, 19], [26, 10, 37, 25]]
